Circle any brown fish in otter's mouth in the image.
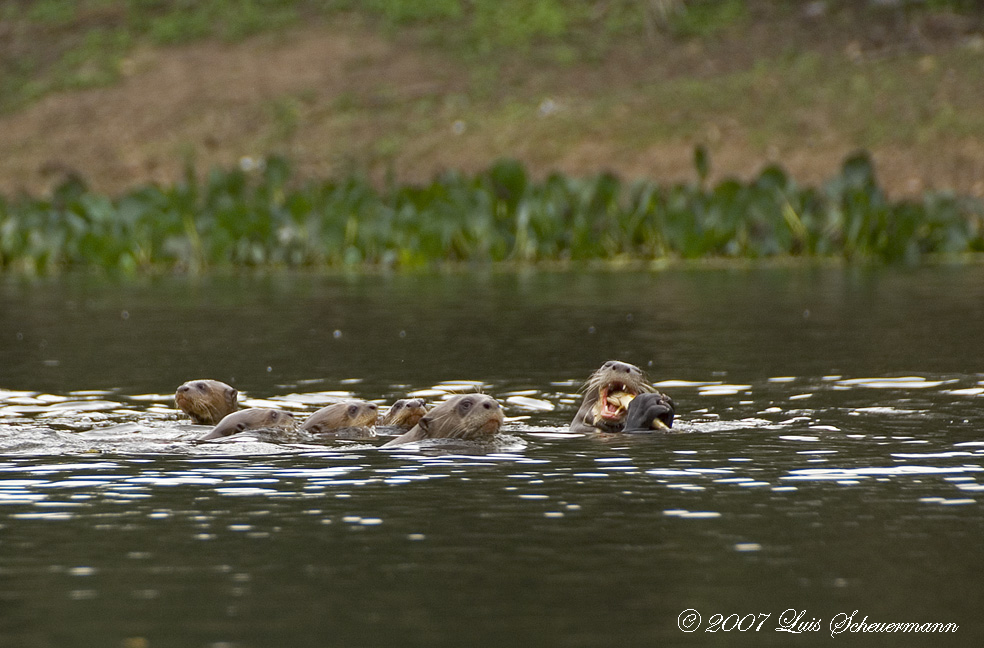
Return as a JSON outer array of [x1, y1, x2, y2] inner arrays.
[[570, 360, 674, 434], [599, 382, 640, 423]]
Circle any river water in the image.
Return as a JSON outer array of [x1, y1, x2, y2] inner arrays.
[[1, 266, 982, 647]]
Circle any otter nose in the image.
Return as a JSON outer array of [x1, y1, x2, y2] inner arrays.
[[611, 362, 632, 373], [177, 385, 190, 393]]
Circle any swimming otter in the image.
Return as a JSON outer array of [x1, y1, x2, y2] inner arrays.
[[380, 398, 428, 430], [570, 361, 674, 433], [382, 394, 504, 448], [198, 408, 296, 441], [300, 400, 378, 438], [175, 379, 238, 425]]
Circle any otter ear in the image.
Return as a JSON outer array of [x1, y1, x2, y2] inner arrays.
[[417, 415, 432, 437], [228, 387, 238, 402]]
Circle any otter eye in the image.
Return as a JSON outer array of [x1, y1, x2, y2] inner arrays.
[[270, 412, 279, 420], [196, 382, 206, 390], [482, 401, 492, 410], [368, 403, 377, 411], [236, 423, 246, 432]]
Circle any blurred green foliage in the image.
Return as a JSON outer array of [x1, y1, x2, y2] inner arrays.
[[661, 0, 746, 38], [2, 152, 981, 274]]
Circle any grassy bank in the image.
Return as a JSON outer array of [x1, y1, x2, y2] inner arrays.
[[0, 0, 735, 112], [2, 152, 982, 274], [4, 1, 981, 113], [3, 3, 984, 269], [3, 2, 984, 197]]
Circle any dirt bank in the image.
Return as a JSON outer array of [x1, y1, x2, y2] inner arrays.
[[2, 12, 984, 197]]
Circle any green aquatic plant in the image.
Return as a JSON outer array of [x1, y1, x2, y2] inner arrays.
[[1, 152, 982, 274]]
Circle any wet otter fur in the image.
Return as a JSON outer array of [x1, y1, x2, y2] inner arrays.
[[198, 408, 296, 441], [382, 394, 504, 448], [570, 361, 674, 433], [380, 398, 428, 430], [300, 400, 378, 439], [175, 379, 238, 425]]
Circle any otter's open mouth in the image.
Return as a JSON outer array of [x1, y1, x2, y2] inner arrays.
[[598, 383, 638, 421]]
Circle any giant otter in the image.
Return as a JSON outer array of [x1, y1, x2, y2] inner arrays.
[[198, 408, 296, 441], [175, 379, 238, 425], [380, 398, 428, 430], [570, 361, 674, 434], [300, 400, 378, 439], [382, 394, 504, 448]]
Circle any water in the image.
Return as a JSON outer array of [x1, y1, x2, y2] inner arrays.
[[1, 266, 983, 647]]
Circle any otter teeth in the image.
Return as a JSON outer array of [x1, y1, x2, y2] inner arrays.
[[606, 391, 634, 410]]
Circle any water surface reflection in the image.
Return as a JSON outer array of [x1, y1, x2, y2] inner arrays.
[[1, 267, 983, 646]]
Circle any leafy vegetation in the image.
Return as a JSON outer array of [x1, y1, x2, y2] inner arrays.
[[2, 152, 981, 274]]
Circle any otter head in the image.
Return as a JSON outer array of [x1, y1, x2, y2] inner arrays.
[[574, 360, 655, 432], [300, 400, 378, 435], [429, 394, 504, 441], [175, 379, 238, 426], [381, 398, 428, 429], [382, 393, 504, 447], [198, 408, 295, 441], [342, 401, 379, 428]]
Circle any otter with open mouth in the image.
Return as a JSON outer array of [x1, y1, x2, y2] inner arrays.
[[570, 360, 675, 434]]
